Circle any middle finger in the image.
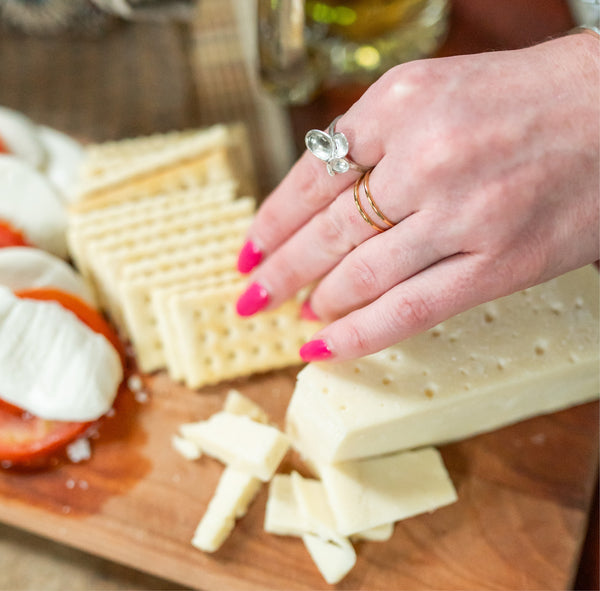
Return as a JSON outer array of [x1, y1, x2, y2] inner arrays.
[[236, 158, 427, 314]]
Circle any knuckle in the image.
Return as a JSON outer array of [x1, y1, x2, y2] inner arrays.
[[346, 254, 380, 297], [341, 320, 371, 355], [389, 291, 433, 334]]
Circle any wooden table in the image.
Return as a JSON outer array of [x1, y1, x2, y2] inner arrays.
[[0, 1, 597, 590]]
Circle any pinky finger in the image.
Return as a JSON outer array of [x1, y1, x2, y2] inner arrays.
[[300, 253, 495, 362]]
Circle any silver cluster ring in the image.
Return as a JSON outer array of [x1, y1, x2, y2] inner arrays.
[[305, 116, 370, 176]]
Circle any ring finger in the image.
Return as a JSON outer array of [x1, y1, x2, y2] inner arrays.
[[236, 158, 446, 315]]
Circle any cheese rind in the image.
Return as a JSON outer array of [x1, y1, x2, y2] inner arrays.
[[287, 267, 600, 464], [191, 467, 261, 553], [0, 287, 122, 421], [321, 447, 457, 536], [180, 412, 290, 481]]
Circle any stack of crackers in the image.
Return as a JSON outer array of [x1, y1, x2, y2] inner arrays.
[[67, 124, 320, 388]]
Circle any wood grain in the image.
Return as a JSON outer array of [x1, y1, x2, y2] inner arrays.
[[0, 357, 597, 590]]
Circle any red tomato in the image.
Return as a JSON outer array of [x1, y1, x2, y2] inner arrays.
[[0, 220, 29, 248], [0, 288, 125, 465], [0, 135, 9, 154]]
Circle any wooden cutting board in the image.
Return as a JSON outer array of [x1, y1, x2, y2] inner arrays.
[[0, 357, 597, 590]]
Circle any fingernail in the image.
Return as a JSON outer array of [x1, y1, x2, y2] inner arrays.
[[236, 282, 270, 316], [300, 300, 320, 321], [237, 240, 263, 274], [299, 339, 332, 362]]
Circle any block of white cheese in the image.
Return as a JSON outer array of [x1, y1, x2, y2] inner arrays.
[[179, 412, 290, 481], [321, 447, 457, 536], [0, 286, 122, 421], [0, 155, 68, 258], [287, 266, 600, 464], [0, 247, 96, 306], [191, 467, 261, 553]]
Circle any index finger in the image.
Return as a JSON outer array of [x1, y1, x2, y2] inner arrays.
[[238, 110, 385, 272]]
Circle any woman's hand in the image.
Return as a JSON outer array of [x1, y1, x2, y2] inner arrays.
[[236, 32, 600, 362]]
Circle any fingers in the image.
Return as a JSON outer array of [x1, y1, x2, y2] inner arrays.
[[300, 253, 490, 362], [307, 209, 458, 321], [238, 111, 386, 273], [236, 159, 421, 315]]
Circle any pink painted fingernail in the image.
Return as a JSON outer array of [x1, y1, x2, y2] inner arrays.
[[236, 282, 270, 316], [300, 300, 320, 321], [237, 240, 263, 274], [299, 339, 332, 362]]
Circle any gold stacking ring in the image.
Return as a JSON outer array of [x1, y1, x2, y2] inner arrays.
[[353, 170, 393, 233]]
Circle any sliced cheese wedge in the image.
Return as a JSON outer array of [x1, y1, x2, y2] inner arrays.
[[0, 247, 96, 306], [321, 447, 457, 536], [287, 266, 600, 464], [191, 467, 261, 553], [0, 287, 122, 421], [264, 474, 307, 537], [180, 412, 290, 481]]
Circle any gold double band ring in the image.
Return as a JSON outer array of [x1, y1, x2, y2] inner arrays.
[[353, 169, 394, 233]]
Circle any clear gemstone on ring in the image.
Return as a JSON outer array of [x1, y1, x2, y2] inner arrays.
[[330, 158, 350, 173], [332, 133, 349, 158], [305, 130, 334, 161]]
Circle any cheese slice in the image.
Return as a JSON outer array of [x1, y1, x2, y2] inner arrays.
[[287, 266, 600, 464], [264, 474, 307, 536], [0, 155, 67, 258], [179, 412, 290, 481], [191, 467, 261, 553], [0, 247, 96, 306], [223, 389, 270, 424], [302, 533, 357, 586], [0, 287, 122, 421], [320, 447, 458, 536]]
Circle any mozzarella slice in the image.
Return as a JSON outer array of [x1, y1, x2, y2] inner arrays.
[[0, 287, 122, 421], [0, 155, 68, 258], [0, 106, 46, 170], [37, 125, 84, 202], [0, 247, 96, 306]]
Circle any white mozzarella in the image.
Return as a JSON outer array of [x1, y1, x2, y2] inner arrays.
[[37, 125, 84, 202], [0, 247, 96, 306], [0, 106, 46, 170], [0, 287, 122, 421], [0, 155, 68, 258]]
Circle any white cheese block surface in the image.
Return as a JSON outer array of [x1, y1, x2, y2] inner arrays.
[[0, 247, 96, 306], [0, 155, 68, 258], [0, 287, 122, 421], [287, 266, 600, 464]]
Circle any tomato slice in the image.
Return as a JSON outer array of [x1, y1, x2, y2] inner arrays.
[[0, 220, 29, 248], [0, 288, 125, 465], [0, 135, 9, 154]]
